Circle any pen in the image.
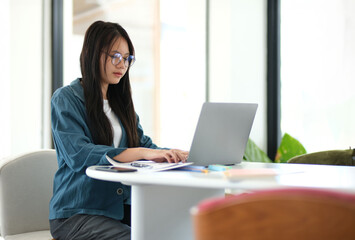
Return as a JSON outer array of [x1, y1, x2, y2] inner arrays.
[[192, 168, 209, 173], [176, 166, 209, 173]]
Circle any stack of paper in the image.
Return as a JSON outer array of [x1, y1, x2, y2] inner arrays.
[[106, 155, 193, 172], [224, 168, 279, 180]]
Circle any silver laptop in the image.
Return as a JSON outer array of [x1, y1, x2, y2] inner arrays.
[[187, 102, 258, 166]]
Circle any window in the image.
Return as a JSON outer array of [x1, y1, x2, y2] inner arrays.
[[281, 0, 355, 152], [209, 0, 267, 150]]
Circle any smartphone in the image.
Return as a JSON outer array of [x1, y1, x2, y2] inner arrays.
[[95, 166, 137, 173]]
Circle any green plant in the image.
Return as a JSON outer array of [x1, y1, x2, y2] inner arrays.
[[243, 133, 306, 163], [275, 133, 307, 163], [243, 139, 272, 162]]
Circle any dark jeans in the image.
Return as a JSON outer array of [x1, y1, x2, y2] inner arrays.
[[50, 205, 131, 240]]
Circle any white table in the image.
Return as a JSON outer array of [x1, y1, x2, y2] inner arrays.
[[86, 162, 355, 240]]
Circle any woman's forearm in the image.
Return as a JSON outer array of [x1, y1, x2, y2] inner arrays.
[[113, 148, 145, 162]]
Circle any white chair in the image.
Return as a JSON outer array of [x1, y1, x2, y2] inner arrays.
[[0, 149, 57, 240]]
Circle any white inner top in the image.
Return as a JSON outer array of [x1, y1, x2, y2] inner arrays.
[[103, 100, 122, 147]]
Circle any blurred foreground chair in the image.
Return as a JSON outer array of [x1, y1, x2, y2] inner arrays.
[[0, 150, 57, 240], [288, 148, 355, 166], [192, 188, 355, 240]]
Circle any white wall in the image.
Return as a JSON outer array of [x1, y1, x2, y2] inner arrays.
[[0, 0, 11, 158], [209, 0, 267, 151], [0, 0, 50, 159]]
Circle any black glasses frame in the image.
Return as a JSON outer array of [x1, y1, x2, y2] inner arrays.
[[106, 52, 136, 67]]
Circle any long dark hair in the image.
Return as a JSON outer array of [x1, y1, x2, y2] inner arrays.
[[80, 20, 139, 147]]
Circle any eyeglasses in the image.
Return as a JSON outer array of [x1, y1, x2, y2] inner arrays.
[[106, 52, 136, 68]]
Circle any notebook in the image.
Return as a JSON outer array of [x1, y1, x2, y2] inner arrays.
[[187, 102, 258, 166]]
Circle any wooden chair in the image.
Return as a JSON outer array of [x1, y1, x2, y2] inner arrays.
[[0, 150, 57, 240], [192, 188, 355, 240]]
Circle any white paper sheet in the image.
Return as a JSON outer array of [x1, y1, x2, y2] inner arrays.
[[105, 155, 193, 172]]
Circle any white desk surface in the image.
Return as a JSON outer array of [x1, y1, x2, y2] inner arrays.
[[86, 161, 355, 193], [86, 162, 355, 240]]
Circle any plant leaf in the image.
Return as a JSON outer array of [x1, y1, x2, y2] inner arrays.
[[243, 139, 272, 163], [275, 133, 307, 163]]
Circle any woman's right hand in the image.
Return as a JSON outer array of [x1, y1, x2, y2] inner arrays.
[[113, 148, 189, 163], [143, 148, 189, 163]]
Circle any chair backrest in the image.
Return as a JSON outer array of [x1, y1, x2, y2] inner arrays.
[[0, 149, 57, 237], [192, 188, 355, 240], [288, 149, 355, 166]]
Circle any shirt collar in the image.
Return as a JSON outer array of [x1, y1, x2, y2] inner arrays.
[[69, 78, 85, 102]]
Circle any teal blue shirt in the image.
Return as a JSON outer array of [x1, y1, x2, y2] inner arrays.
[[49, 78, 159, 220]]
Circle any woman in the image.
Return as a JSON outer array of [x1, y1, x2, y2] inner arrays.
[[50, 21, 188, 240]]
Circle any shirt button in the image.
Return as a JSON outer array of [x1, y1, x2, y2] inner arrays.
[[117, 188, 123, 195]]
